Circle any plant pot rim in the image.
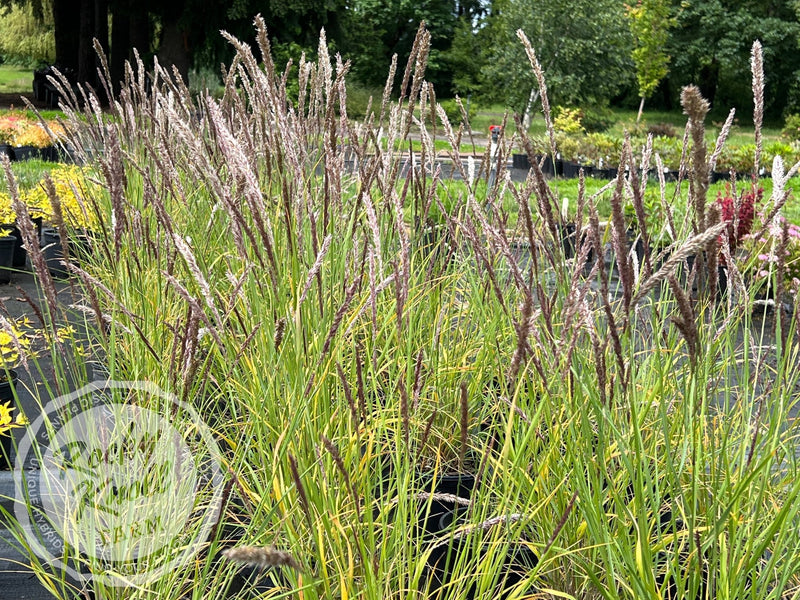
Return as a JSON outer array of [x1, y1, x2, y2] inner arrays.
[[0, 369, 18, 384]]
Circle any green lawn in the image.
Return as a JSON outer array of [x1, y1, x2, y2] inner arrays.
[[0, 65, 33, 94]]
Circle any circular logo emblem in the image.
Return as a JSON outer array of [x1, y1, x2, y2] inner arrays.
[[14, 380, 225, 587]]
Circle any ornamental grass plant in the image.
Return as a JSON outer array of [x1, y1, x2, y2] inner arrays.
[[0, 22, 798, 600]]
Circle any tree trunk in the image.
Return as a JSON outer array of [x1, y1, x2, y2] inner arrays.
[[698, 60, 719, 107], [129, 9, 151, 64], [52, 0, 81, 72], [636, 96, 645, 124], [77, 0, 95, 86], [94, 0, 109, 62], [157, 19, 190, 84], [522, 86, 540, 132], [94, 0, 109, 50], [110, 2, 130, 93]]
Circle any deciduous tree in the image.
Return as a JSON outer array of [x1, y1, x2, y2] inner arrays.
[[626, 0, 672, 122], [480, 0, 634, 125]]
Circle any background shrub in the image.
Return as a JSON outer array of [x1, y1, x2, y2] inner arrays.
[[648, 122, 678, 138], [439, 98, 476, 127], [554, 106, 585, 135], [342, 83, 380, 121], [581, 105, 614, 133], [781, 113, 800, 141], [188, 67, 223, 98]]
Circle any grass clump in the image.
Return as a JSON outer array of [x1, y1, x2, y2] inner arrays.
[[0, 19, 799, 600]]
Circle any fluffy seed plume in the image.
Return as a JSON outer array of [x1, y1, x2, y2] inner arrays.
[[222, 546, 302, 571], [681, 85, 710, 233], [274, 317, 287, 351], [516, 30, 556, 160], [416, 492, 471, 507], [751, 40, 764, 175], [708, 108, 736, 174], [299, 233, 332, 307], [429, 513, 526, 550], [630, 222, 728, 306]]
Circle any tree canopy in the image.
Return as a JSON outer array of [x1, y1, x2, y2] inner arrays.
[[477, 0, 634, 111], [3, 0, 800, 118]]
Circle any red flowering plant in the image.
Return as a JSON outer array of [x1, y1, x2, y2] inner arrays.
[[716, 184, 761, 254], [724, 174, 800, 299]]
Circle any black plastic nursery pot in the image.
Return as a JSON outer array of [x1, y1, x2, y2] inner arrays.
[[0, 233, 16, 284], [511, 154, 530, 170], [561, 160, 581, 179], [682, 253, 729, 296], [539, 154, 558, 177], [12, 145, 38, 162], [41, 227, 68, 278], [419, 223, 456, 271], [560, 223, 578, 259], [424, 536, 539, 600], [373, 456, 541, 596], [37, 146, 63, 162], [513, 154, 560, 177], [420, 472, 477, 534], [217, 493, 282, 598], [41, 227, 93, 279], [626, 229, 646, 267], [0, 370, 18, 470], [0, 143, 14, 161], [417, 471, 540, 598], [559, 223, 596, 272], [9, 225, 27, 268]]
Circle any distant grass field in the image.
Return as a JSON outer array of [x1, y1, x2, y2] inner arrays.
[[0, 65, 33, 94]]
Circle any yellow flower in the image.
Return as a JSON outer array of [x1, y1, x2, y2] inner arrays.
[[0, 191, 15, 225], [25, 165, 102, 231], [13, 123, 52, 148], [56, 325, 76, 341], [0, 401, 26, 436], [0, 318, 34, 370]]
